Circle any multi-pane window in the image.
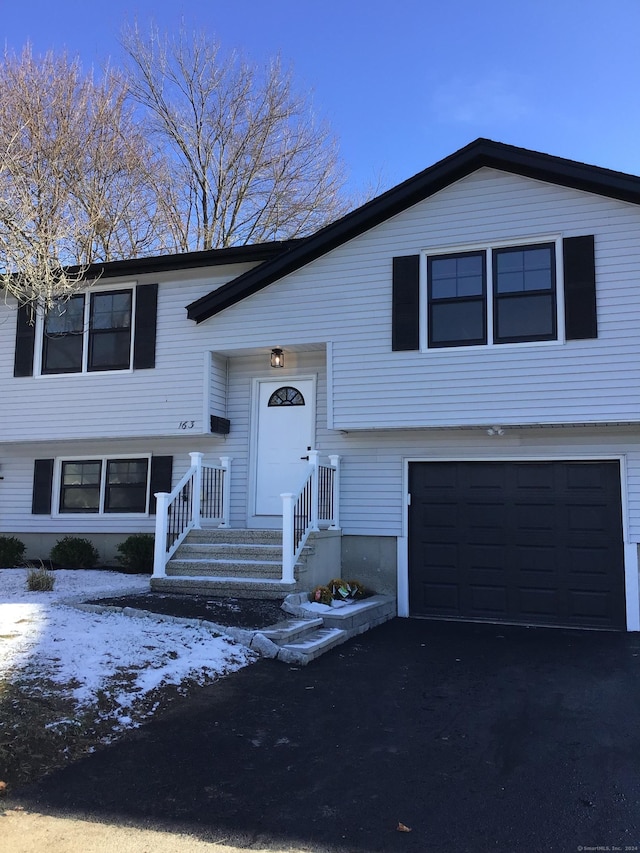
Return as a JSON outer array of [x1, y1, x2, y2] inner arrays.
[[42, 289, 132, 374], [428, 252, 486, 347], [493, 244, 556, 343], [104, 459, 148, 513], [427, 242, 557, 348], [59, 461, 102, 513], [42, 295, 86, 373], [89, 292, 132, 371], [59, 458, 149, 514]]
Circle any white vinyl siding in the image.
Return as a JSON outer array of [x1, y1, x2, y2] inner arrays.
[[209, 353, 228, 420], [0, 264, 257, 442], [5, 169, 640, 439], [5, 428, 640, 546]]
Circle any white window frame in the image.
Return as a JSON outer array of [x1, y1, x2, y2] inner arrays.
[[419, 235, 565, 352], [34, 281, 138, 378], [53, 453, 152, 517]]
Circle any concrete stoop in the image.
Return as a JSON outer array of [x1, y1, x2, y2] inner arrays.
[[242, 592, 397, 665]]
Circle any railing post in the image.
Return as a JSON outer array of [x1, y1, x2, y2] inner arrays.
[[309, 450, 320, 532], [281, 492, 295, 583], [219, 456, 232, 528], [189, 452, 204, 530], [153, 492, 169, 577], [328, 454, 341, 530]]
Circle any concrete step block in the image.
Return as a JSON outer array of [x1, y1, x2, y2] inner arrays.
[[277, 627, 349, 663], [260, 617, 324, 644]]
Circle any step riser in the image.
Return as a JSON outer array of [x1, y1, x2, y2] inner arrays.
[[175, 544, 284, 561], [187, 529, 282, 545], [151, 578, 299, 599], [167, 564, 283, 579]]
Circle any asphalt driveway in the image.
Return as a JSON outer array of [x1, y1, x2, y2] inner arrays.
[[16, 618, 640, 852]]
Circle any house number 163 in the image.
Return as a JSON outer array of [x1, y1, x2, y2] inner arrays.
[[178, 420, 195, 430]]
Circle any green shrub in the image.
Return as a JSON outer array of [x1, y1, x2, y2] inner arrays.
[[0, 536, 26, 568], [115, 534, 155, 574], [26, 565, 55, 591], [49, 537, 99, 569]]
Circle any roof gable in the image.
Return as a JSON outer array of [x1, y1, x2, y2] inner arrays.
[[186, 138, 640, 323]]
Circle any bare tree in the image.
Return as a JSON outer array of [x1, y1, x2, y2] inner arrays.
[[121, 24, 350, 250], [0, 45, 174, 309]]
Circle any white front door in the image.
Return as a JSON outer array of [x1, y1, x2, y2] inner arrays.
[[253, 378, 315, 518]]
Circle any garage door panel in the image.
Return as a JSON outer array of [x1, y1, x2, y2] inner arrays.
[[568, 504, 612, 532], [464, 544, 506, 569], [415, 583, 459, 614], [513, 465, 555, 490], [566, 546, 616, 576], [467, 465, 506, 490], [409, 461, 625, 630], [513, 503, 556, 531], [415, 503, 456, 528], [564, 463, 610, 490], [568, 590, 613, 621], [517, 587, 560, 618], [467, 584, 508, 615], [513, 545, 558, 571], [466, 502, 505, 529]]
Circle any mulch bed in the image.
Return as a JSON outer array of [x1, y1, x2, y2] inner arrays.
[[88, 592, 290, 629]]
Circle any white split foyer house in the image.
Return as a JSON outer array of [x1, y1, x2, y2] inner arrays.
[[3, 137, 640, 632]]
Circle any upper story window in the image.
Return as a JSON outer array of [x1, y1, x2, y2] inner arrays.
[[428, 252, 486, 347], [426, 241, 557, 349], [42, 289, 133, 374], [391, 235, 596, 354], [493, 244, 556, 343]]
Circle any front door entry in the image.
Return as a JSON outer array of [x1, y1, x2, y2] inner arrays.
[[253, 378, 315, 517]]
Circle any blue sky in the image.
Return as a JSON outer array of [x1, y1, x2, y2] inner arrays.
[[1, 0, 639, 196]]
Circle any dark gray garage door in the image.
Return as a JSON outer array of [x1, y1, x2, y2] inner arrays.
[[408, 461, 625, 630]]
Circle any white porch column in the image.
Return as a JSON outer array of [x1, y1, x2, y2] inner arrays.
[[219, 456, 232, 528], [328, 454, 341, 530], [189, 452, 204, 530], [153, 492, 169, 578]]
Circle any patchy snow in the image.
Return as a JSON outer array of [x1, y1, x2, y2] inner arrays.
[[0, 568, 256, 731]]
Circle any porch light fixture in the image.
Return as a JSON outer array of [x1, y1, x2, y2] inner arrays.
[[270, 347, 284, 368]]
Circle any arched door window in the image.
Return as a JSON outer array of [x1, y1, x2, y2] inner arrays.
[[268, 386, 305, 407]]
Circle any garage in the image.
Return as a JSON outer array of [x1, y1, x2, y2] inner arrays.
[[408, 460, 626, 630]]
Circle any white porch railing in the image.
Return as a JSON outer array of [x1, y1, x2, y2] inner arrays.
[[281, 451, 341, 583], [153, 452, 231, 578]]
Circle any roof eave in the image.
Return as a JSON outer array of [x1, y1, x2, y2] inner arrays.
[[186, 138, 640, 323]]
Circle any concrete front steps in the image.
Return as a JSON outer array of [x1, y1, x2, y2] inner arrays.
[[151, 528, 307, 599], [149, 526, 396, 663], [232, 593, 397, 665]]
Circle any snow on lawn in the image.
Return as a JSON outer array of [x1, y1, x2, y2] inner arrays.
[[0, 568, 256, 731]]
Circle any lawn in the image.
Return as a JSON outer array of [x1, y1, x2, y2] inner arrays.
[[0, 568, 256, 790]]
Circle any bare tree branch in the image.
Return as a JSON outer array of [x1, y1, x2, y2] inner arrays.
[[0, 45, 175, 309], [121, 24, 350, 250]]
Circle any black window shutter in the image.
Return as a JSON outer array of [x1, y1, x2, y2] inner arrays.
[[133, 283, 158, 369], [564, 236, 597, 340], [14, 304, 36, 377], [149, 455, 173, 514], [392, 255, 420, 351], [32, 459, 54, 514]]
